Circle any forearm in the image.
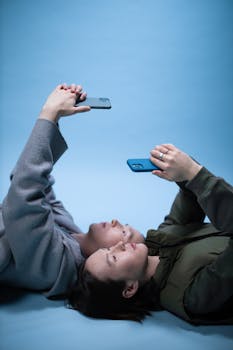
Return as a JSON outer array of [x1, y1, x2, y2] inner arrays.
[[158, 184, 205, 228], [2, 119, 67, 255], [186, 167, 233, 233], [10, 119, 66, 180]]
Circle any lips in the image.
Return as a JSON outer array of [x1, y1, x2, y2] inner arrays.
[[130, 243, 136, 250]]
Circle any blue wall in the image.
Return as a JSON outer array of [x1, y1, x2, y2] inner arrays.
[[1, 0, 233, 235]]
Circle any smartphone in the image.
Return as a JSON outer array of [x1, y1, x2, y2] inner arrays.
[[127, 158, 160, 172], [75, 97, 111, 109]]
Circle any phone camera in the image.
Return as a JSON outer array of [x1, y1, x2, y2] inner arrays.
[[132, 164, 143, 169]]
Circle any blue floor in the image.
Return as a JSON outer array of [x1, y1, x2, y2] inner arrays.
[[1, 287, 233, 350], [1, 1, 233, 349]]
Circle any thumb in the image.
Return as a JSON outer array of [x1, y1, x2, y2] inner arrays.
[[152, 170, 170, 181], [71, 106, 91, 114], [152, 170, 163, 177]]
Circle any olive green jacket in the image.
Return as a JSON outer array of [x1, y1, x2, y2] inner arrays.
[[145, 167, 233, 325]]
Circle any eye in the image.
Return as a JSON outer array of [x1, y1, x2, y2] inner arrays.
[[122, 230, 126, 236], [113, 255, 117, 262]]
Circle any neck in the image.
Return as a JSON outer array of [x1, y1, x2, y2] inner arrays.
[[72, 232, 96, 257], [144, 255, 160, 282], [71, 233, 88, 255]]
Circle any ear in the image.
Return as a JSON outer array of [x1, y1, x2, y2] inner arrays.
[[122, 280, 139, 299]]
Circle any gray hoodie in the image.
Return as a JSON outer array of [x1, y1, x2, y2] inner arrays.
[[0, 119, 84, 297]]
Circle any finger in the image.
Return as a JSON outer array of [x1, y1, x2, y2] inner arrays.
[[75, 85, 83, 93], [150, 150, 168, 164], [161, 144, 176, 151], [152, 170, 171, 181], [61, 83, 68, 90], [152, 170, 163, 177], [72, 106, 91, 114], [153, 144, 170, 155], [70, 83, 76, 93], [75, 92, 86, 105], [150, 155, 166, 170], [79, 92, 87, 101], [75, 87, 83, 99]]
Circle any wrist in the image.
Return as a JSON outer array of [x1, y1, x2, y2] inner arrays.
[[38, 106, 60, 123], [186, 163, 202, 181]]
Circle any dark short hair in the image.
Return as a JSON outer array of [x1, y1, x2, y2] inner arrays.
[[67, 262, 161, 322]]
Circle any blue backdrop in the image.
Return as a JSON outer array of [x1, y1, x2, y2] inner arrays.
[[1, 1, 233, 349], [1, 0, 233, 234]]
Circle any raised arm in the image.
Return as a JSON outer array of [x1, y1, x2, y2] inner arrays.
[[185, 166, 233, 233], [157, 185, 205, 228], [2, 84, 90, 274], [150, 144, 204, 227], [150, 144, 233, 233]]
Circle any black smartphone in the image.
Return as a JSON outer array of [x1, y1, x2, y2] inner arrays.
[[127, 158, 160, 172], [75, 97, 111, 109]]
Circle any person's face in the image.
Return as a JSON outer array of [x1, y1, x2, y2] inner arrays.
[[86, 220, 144, 254], [85, 240, 148, 283]]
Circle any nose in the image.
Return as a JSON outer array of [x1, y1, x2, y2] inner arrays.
[[111, 219, 122, 228], [111, 241, 126, 252]]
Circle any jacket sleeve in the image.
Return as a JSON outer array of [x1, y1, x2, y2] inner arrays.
[[158, 180, 205, 229], [184, 237, 233, 316], [183, 168, 233, 316], [186, 167, 233, 234], [2, 119, 69, 273]]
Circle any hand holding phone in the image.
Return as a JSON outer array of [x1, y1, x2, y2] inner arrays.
[[127, 158, 161, 172], [75, 97, 111, 109]]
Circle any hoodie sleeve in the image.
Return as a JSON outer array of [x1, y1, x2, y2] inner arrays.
[[2, 119, 77, 291]]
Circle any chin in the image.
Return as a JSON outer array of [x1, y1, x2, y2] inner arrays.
[[88, 223, 96, 235], [88, 223, 104, 240], [138, 234, 145, 243], [137, 243, 148, 254]]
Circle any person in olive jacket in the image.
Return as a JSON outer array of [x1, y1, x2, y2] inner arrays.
[[70, 144, 233, 325]]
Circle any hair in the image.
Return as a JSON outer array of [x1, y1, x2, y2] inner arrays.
[[67, 262, 161, 322]]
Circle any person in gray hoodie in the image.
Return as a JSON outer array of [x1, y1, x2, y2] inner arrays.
[[0, 83, 144, 298]]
